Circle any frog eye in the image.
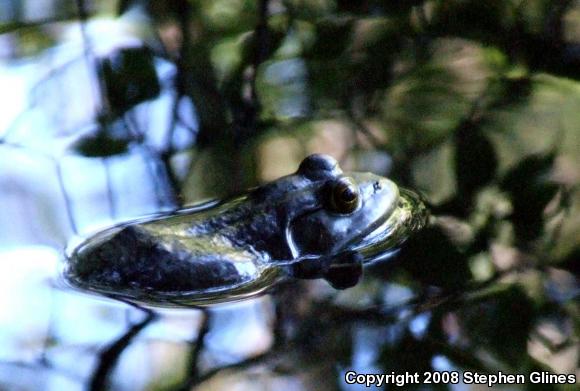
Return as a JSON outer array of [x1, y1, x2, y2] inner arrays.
[[330, 177, 360, 214]]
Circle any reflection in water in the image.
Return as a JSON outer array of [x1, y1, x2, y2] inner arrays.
[[0, 12, 207, 390], [0, 37, 330, 386], [0, 246, 279, 390], [1, 2, 578, 390]]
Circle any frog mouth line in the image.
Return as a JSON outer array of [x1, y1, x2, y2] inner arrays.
[[353, 188, 429, 262]]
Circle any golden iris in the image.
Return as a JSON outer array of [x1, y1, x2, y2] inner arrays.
[[330, 177, 360, 214]]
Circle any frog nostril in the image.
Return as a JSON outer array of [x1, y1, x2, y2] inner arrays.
[[373, 181, 382, 192]]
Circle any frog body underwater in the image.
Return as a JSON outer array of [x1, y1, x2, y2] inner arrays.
[[64, 154, 428, 306]]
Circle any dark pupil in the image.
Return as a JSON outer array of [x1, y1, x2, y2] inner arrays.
[[341, 186, 357, 202]]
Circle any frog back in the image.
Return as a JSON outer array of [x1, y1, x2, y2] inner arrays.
[[64, 223, 283, 306]]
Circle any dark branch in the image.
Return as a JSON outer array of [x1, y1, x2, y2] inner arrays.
[[89, 309, 156, 391]]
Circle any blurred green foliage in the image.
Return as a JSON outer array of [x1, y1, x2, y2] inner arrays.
[[1, 0, 578, 389], [174, 0, 580, 388]]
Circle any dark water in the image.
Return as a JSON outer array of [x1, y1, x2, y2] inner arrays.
[[1, 3, 579, 390]]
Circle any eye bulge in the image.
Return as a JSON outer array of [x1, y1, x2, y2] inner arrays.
[[329, 177, 360, 214]]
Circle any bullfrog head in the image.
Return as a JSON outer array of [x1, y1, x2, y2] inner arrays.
[[64, 154, 428, 307], [281, 155, 428, 288]]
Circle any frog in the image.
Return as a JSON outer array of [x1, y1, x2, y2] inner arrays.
[[63, 154, 428, 307]]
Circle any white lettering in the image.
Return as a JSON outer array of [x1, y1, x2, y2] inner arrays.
[[344, 371, 356, 384]]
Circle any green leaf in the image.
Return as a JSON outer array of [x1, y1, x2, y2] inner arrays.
[[303, 17, 353, 60], [396, 225, 473, 290], [383, 38, 492, 153], [459, 284, 537, 365], [500, 151, 559, 241], [454, 119, 498, 204]]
